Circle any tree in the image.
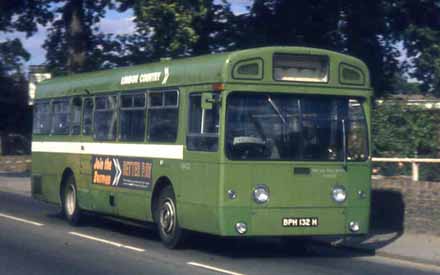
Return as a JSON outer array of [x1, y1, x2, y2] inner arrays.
[[0, 0, 52, 35], [245, 0, 342, 49], [43, 0, 117, 74], [372, 102, 440, 180], [340, 0, 402, 97], [391, 72, 421, 94], [113, 0, 236, 64], [0, 1, 52, 136], [387, 0, 440, 95], [405, 26, 440, 95], [373, 102, 440, 157], [239, 0, 402, 97], [192, 0, 240, 54], [0, 0, 51, 74]]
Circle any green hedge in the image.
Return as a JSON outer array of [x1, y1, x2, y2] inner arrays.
[[372, 102, 440, 181]]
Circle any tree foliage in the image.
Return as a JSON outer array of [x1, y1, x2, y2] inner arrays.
[[2, 0, 440, 94], [387, 0, 440, 95], [372, 102, 440, 180], [111, 0, 236, 64], [0, 0, 52, 34], [43, 0, 117, 74], [0, 1, 52, 135], [372, 103, 440, 157], [235, 0, 402, 97], [13, 0, 435, 96]]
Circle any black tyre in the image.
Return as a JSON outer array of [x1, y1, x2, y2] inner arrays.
[[155, 185, 185, 249], [62, 175, 82, 226]]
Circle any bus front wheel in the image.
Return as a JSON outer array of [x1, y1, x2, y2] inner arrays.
[[62, 175, 82, 226], [155, 186, 185, 249]]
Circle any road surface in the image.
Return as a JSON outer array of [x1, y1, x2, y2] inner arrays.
[[0, 176, 438, 275]]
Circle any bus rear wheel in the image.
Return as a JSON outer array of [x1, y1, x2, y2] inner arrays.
[[62, 175, 82, 226], [155, 186, 185, 249]]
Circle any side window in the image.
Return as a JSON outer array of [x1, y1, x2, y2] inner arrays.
[[187, 93, 220, 151], [71, 97, 82, 135], [94, 96, 118, 140], [33, 101, 51, 134], [347, 99, 368, 161], [120, 93, 146, 141], [51, 99, 70, 135], [82, 98, 94, 135], [148, 90, 179, 142]]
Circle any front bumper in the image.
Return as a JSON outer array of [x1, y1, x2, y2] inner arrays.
[[218, 206, 369, 237]]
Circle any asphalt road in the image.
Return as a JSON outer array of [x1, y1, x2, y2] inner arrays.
[[0, 176, 439, 275]]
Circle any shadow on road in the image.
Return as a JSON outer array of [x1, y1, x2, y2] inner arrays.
[[49, 211, 377, 260], [334, 189, 405, 252], [71, 189, 405, 259]]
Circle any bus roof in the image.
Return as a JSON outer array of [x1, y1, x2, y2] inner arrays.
[[36, 47, 371, 99]]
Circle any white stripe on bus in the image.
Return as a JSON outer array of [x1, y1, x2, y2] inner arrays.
[[31, 141, 184, 160]]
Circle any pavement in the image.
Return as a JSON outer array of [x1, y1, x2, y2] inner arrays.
[[0, 175, 439, 275], [0, 174, 31, 196], [320, 231, 440, 267]]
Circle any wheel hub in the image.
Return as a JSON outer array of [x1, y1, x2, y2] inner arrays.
[[65, 184, 76, 216], [160, 199, 175, 234]]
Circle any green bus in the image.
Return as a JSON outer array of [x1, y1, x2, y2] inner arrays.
[[32, 47, 372, 248]]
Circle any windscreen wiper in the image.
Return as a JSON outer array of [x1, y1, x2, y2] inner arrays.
[[267, 96, 288, 126]]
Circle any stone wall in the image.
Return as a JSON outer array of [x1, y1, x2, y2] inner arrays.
[[0, 156, 31, 174], [371, 179, 440, 236]]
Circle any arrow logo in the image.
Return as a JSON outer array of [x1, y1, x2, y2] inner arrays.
[[112, 158, 121, 186], [162, 67, 170, 85]]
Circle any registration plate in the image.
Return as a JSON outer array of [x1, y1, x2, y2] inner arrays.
[[282, 217, 319, 227]]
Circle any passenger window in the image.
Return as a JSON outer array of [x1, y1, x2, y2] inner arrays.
[[94, 96, 118, 140], [187, 93, 220, 151], [120, 93, 146, 141], [71, 97, 82, 135], [82, 98, 94, 135], [33, 101, 51, 134], [51, 99, 70, 135], [148, 90, 179, 142]]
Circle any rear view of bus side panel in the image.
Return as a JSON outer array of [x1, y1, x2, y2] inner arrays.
[[31, 151, 58, 204], [31, 98, 83, 207]]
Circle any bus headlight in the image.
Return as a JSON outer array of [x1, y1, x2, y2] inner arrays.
[[332, 186, 347, 203], [253, 185, 270, 204]]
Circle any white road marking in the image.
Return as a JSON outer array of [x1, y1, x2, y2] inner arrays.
[[69, 232, 145, 252], [0, 213, 44, 227], [187, 262, 246, 275]]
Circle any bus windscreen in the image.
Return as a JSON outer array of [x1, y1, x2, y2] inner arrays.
[[226, 93, 368, 161]]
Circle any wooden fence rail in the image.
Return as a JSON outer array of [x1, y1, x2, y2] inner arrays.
[[372, 157, 440, 181]]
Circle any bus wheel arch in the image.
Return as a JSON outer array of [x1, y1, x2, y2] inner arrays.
[[59, 168, 74, 204], [59, 168, 82, 225], [151, 177, 186, 248], [151, 176, 173, 223]]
